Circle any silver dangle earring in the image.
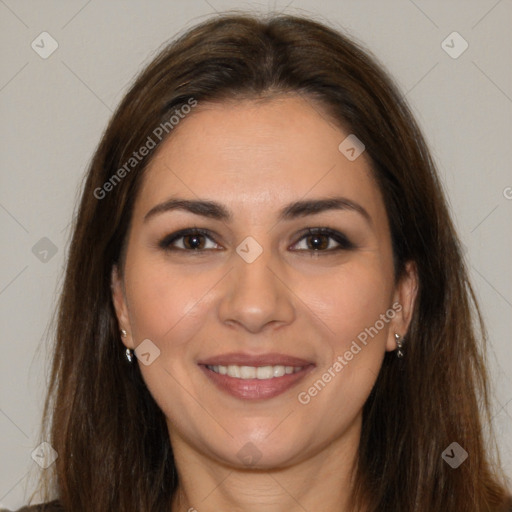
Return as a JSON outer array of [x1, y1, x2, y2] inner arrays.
[[395, 333, 404, 358], [120, 329, 133, 363], [125, 348, 134, 363]]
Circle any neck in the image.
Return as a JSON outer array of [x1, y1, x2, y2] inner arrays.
[[169, 415, 363, 512]]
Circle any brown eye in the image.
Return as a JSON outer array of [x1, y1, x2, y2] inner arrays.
[[159, 229, 220, 251], [292, 228, 355, 253], [305, 233, 330, 251], [182, 233, 206, 250]]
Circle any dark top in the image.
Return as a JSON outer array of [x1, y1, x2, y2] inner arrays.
[[3, 501, 63, 512], [6, 497, 512, 511]]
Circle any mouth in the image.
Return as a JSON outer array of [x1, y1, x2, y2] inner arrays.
[[198, 353, 315, 400], [206, 364, 305, 379]]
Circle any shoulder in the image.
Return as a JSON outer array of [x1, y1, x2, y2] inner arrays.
[[3, 501, 64, 512]]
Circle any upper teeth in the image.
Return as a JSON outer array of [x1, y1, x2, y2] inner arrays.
[[206, 365, 303, 379]]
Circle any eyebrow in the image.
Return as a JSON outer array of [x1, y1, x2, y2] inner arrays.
[[144, 196, 372, 226]]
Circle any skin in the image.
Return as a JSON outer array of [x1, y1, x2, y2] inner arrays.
[[112, 94, 418, 512]]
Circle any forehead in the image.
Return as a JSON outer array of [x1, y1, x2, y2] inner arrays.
[[134, 95, 383, 222]]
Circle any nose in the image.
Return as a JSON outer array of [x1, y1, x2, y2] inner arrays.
[[217, 244, 296, 334]]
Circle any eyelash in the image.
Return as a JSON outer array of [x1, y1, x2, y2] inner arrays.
[[158, 227, 356, 254]]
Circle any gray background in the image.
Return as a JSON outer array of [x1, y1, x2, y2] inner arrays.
[[0, 0, 511, 507]]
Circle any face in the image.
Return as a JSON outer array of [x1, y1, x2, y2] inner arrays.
[[112, 95, 417, 470]]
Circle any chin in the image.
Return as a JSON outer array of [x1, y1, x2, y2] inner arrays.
[[208, 429, 311, 470]]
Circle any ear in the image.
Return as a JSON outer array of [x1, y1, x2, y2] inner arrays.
[[111, 265, 134, 349], [385, 260, 418, 352]]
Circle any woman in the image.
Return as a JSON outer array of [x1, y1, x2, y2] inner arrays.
[[14, 12, 511, 512]]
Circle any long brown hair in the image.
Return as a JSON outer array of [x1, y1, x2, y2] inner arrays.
[[35, 12, 510, 511]]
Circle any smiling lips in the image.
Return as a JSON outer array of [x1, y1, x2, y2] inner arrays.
[[198, 353, 315, 400], [207, 364, 304, 379]]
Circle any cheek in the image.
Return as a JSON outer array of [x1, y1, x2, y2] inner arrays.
[[302, 258, 393, 349], [123, 258, 219, 435], [124, 256, 216, 345], [294, 258, 393, 410]]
